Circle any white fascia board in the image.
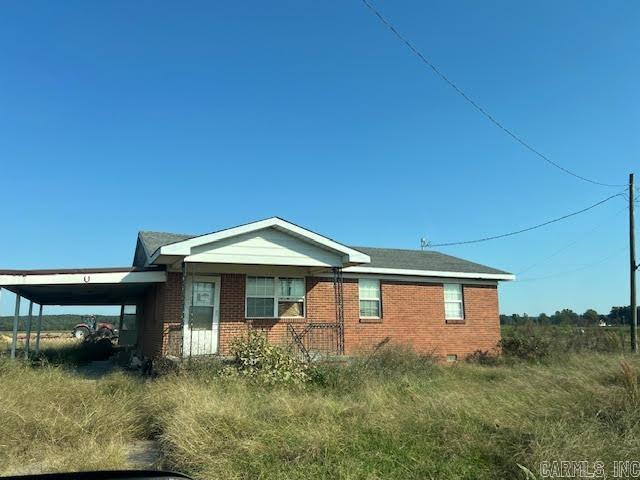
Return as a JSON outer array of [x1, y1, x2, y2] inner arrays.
[[155, 217, 371, 265], [343, 266, 515, 281], [315, 272, 498, 286], [0, 270, 167, 286]]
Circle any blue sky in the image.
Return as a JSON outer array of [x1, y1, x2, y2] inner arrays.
[[0, 0, 638, 317]]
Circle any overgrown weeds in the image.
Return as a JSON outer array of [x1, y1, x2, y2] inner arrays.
[[144, 349, 640, 479], [223, 330, 309, 385], [0, 359, 144, 476], [3, 333, 640, 479]]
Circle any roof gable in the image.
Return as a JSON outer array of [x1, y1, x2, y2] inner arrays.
[[186, 228, 348, 267], [141, 217, 370, 268]]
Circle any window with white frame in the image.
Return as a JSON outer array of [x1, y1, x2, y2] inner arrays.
[[278, 277, 305, 317], [444, 283, 464, 320], [359, 279, 381, 318], [245, 276, 305, 318]]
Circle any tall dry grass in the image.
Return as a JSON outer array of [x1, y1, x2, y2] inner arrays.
[[0, 360, 144, 475], [2, 336, 640, 479], [145, 351, 640, 480]]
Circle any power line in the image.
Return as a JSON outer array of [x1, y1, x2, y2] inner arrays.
[[515, 205, 627, 275], [360, 0, 626, 188], [517, 246, 627, 282], [428, 192, 625, 247]]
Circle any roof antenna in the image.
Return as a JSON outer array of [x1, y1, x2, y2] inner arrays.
[[420, 238, 429, 251]]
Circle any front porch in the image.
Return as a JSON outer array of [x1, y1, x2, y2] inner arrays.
[[154, 264, 348, 360]]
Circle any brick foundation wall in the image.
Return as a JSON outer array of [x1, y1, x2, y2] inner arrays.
[[152, 272, 502, 359]]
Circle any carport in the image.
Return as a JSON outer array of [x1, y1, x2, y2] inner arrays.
[[0, 267, 166, 358]]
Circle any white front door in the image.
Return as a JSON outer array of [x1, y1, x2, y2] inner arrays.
[[183, 276, 220, 356]]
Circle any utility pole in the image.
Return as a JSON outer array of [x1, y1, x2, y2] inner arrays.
[[630, 173, 637, 353]]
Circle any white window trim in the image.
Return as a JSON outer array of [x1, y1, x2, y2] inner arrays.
[[245, 276, 306, 320], [359, 278, 382, 319], [444, 283, 465, 321]]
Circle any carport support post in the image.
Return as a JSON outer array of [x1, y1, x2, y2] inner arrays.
[[24, 301, 33, 358], [35, 304, 43, 355], [119, 305, 124, 332], [10, 294, 20, 360]]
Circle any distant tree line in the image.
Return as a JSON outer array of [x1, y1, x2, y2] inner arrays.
[[0, 314, 119, 332], [501, 306, 640, 327]]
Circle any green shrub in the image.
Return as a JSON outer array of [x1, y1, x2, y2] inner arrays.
[[309, 345, 435, 391], [466, 349, 501, 366], [499, 334, 550, 361], [362, 343, 435, 374], [225, 330, 309, 385], [37, 337, 114, 366]]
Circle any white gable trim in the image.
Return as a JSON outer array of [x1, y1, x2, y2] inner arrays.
[[150, 217, 370, 266]]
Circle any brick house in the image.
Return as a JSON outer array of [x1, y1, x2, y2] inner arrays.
[[0, 217, 513, 360]]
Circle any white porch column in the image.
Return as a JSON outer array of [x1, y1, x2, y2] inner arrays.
[[34, 304, 43, 355], [10, 294, 20, 360], [24, 301, 33, 358]]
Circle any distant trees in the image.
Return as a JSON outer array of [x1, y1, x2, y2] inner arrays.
[[501, 306, 640, 326], [0, 314, 119, 332], [553, 309, 580, 325], [608, 306, 640, 326], [582, 309, 600, 326]]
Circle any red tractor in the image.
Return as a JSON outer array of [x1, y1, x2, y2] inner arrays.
[[72, 315, 118, 341]]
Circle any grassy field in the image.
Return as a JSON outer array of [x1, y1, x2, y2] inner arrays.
[[1, 329, 639, 479]]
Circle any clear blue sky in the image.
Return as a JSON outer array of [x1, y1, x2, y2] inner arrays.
[[0, 0, 638, 317]]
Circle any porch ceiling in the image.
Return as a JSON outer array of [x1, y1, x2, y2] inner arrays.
[[4, 283, 153, 305]]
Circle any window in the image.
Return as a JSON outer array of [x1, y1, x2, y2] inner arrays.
[[190, 281, 215, 329], [246, 276, 305, 318], [444, 284, 464, 320], [278, 277, 305, 317], [359, 279, 381, 318], [246, 277, 276, 318], [121, 305, 137, 331]]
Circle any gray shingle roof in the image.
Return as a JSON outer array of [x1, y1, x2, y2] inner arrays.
[[350, 246, 510, 275], [138, 231, 194, 257], [137, 231, 510, 275]]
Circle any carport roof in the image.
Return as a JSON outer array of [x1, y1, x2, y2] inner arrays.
[[0, 266, 166, 305]]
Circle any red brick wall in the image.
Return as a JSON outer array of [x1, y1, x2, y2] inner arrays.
[[137, 284, 160, 357], [218, 273, 303, 354], [218, 273, 249, 354], [307, 278, 500, 357], [341, 280, 500, 358], [138, 272, 183, 358], [152, 272, 502, 359]]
